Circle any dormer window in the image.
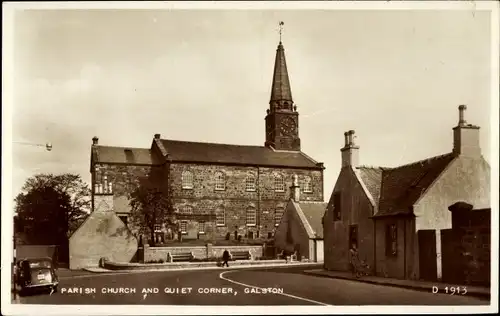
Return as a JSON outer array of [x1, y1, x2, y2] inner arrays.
[[215, 172, 225, 191], [274, 174, 285, 192], [182, 170, 194, 189]]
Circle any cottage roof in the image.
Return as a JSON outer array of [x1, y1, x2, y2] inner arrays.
[[160, 139, 322, 169], [297, 202, 327, 238], [356, 153, 456, 217]]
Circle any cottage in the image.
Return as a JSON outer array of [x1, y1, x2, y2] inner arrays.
[[274, 175, 326, 262], [323, 105, 490, 281]]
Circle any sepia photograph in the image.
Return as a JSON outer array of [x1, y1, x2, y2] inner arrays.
[[1, 1, 498, 315]]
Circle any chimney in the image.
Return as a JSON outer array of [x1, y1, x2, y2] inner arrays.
[[341, 130, 359, 168], [452, 105, 481, 157], [92, 136, 99, 145], [154, 133, 161, 139], [290, 174, 300, 202]]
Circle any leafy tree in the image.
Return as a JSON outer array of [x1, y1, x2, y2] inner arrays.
[[14, 173, 91, 259], [128, 167, 176, 246]]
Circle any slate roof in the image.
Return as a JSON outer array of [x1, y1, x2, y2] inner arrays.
[[271, 42, 293, 102], [356, 153, 456, 217], [160, 139, 322, 169], [297, 202, 327, 238], [93, 146, 161, 165]]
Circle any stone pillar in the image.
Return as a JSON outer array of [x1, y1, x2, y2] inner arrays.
[[206, 243, 213, 259], [436, 229, 442, 281]]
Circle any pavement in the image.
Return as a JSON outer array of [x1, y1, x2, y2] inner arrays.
[[10, 265, 490, 306], [304, 269, 491, 300]]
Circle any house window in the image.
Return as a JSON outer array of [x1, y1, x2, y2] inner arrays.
[[154, 224, 162, 232], [274, 174, 285, 192], [349, 225, 358, 249], [198, 222, 205, 234], [302, 176, 312, 193], [215, 172, 226, 191], [216, 206, 225, 226], [118, 216, 128, 226], [246, 207, 257, 226], [275, 207, 284, 226], [245, 175, 256, 192], [180, 221, 187, 234], [333, 192, 341, 221], [181, 171, 194, 189], [385, 223, 398, 257]]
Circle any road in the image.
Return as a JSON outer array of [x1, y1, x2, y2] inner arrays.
[[15, 266, 488, 305]]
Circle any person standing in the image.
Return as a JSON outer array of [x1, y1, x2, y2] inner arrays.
[[222, 249, 230, 267]]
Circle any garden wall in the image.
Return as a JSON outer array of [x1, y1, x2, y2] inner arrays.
[[142, 244, 264, 262]]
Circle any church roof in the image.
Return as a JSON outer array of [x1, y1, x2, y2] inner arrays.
[[270, 42, 293, 103], [93, 146, 161, 165], [356, 153, 456, 217], [160, 139, 323, 169], [297, 202, 327, 239]]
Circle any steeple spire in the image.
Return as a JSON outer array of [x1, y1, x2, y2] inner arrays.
[[270, 21, 294, 111]]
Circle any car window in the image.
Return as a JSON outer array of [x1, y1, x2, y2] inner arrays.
[[29, 261, 52, 268]]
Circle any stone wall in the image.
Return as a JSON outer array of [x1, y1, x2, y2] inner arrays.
[[142, 244, 264, 262], [443, 202, 491, 286], [169, 163, 323, 239]]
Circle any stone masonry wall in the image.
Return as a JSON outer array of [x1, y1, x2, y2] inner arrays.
[[169, 163, 323, 240]]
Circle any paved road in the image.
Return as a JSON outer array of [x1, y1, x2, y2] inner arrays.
[[16, 266, 488, 305]]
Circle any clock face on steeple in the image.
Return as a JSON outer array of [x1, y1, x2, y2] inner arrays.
[[279, 117, 296, 136]]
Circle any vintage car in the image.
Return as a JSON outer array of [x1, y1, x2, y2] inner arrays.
[[16, 257, 59, 294]]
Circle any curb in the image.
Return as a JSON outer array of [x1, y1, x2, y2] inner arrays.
[[83, 262, 321, 274], [303, 271, 490, 300]]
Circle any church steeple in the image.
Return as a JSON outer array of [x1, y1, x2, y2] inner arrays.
[[265, 22, 301, 151], [270, 41, 294, 111]]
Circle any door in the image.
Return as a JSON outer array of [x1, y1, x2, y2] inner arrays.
[[316, 240, 324, 262], [418, 230, 437, 281]]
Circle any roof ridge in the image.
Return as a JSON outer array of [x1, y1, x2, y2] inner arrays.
[[97, 145, 151, 150], [162, 138, 267, 149], [387, 152, 454, 170], [357, 165, 386, 170], [298, 201, 327, 204]]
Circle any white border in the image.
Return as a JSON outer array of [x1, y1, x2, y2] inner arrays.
[[2, 1, 499, 315]]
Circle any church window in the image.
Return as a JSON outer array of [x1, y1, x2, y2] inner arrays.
[[216, 206, 225, 226], [215, 172, 225, 191], [274, 174, 285, 192], [245, 175, 256, 192], [180, 221, 187, 234], [181, 205, 193, 214], [198, 222, 205, 234], [302, 176, 313, 193], [246, 207, 257, 226], [275, 207, 284, 226], [181, 171, 194, 189]]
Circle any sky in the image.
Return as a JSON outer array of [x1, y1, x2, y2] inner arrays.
[[8, 7, 493, 202]]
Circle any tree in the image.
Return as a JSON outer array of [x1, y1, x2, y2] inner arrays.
[[128, 167, 175, 246], [14, 173, 91, 260]]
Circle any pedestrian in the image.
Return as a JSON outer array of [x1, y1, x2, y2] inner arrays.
[[222, 249, 230, 267]]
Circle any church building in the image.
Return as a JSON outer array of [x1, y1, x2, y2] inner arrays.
[[89, 39, 325, 244]]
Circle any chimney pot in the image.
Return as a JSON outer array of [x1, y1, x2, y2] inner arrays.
[[458, 105, 467, 126], [343, 132, 349, 147], [154, 133, 161, 139], [92, 136, 99, 145]]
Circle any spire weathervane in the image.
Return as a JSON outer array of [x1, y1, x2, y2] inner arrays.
[[279, 21, 284, 43]]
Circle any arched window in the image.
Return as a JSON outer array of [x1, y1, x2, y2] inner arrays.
[[246, 207, 257, 226], [216, 206, 225, 226], [181, 170, 194, 189], [275, 207, 284, 226], [274, 174, 285, 192], [245, 174, 256, 192], [302, 176, 312, 193], [215, 171, 225, 191]]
